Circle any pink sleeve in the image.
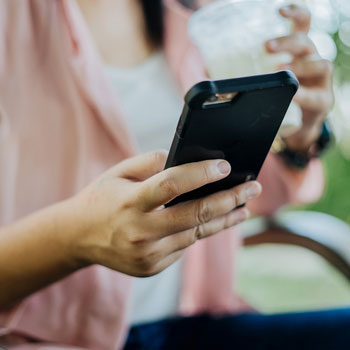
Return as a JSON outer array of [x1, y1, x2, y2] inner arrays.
[[0, 1, 133, 348], [247, 153, 325, 216]]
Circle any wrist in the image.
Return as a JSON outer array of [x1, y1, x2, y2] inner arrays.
[[284, 118, 324, 152], [273, 120, 332, 169], [53, 198, 92, 271]]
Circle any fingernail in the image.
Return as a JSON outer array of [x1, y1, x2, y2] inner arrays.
[[267, 40, 279, 50], [246, 183, 261, 200], [280, 5, 292, 15], [237, 208, 250, 223], [217, 161, 231, 175]]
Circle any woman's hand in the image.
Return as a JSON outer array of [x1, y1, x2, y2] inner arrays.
[[0, 151, 261, 307], [68, 150, 261, 277], [265, 4, 334, 152]]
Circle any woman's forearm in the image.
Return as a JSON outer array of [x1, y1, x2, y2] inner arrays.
[[0, 200, 83, 308], [0, 152, 262, 309]]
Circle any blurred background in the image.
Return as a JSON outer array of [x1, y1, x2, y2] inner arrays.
[[234, 0, 350, 313]]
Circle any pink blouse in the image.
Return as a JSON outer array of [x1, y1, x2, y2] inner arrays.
[[0, 0, 324, 349]]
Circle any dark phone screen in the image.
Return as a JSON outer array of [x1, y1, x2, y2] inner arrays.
[[166, 85, 295, 206]]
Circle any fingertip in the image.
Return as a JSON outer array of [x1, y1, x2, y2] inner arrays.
[[265, 39, 279, 52], [254, 181, 263, 192], [241, 207, 250, 219], [280, 4, 311, 33], [264, 41, 272, 53], [252, 181, 263, 197], [245, 181, 262, 200], [279, 5, 293, 18], [216, 160, 231, 176], [236, 207, 250, 224]]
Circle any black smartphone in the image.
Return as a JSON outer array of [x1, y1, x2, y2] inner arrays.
[[164, 71, 299, 206]]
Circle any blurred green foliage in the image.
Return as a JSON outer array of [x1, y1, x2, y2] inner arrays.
[[333, 31, 350, 84], [300, 147, 350, 223]]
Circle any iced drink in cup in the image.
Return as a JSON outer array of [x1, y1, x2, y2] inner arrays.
[[188, 0, 303, 137]]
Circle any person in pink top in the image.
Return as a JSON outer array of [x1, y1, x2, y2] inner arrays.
[[0, 0, 348, 349]]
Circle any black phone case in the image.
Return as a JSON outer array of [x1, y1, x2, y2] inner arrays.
[[165, 71, 299, 206]]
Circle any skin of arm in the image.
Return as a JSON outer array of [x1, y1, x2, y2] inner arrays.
[[0, 150, 261, 308], [0, 200, 83, 309]]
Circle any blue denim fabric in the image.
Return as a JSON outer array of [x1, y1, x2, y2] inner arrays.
[[124, 308, 350, 350]]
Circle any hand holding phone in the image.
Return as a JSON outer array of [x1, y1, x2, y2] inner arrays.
[[165, 71, 298, 206]]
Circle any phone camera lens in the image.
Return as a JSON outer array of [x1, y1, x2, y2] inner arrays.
[[208, 94, 218, 102]]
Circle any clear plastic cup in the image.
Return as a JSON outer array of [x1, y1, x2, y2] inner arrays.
[[188, 0, 303, 137]]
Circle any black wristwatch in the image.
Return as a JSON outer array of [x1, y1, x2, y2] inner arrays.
[[274, 120, 332, 169]]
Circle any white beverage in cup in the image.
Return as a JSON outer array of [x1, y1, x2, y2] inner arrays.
[[188, 0, 303, 137]]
